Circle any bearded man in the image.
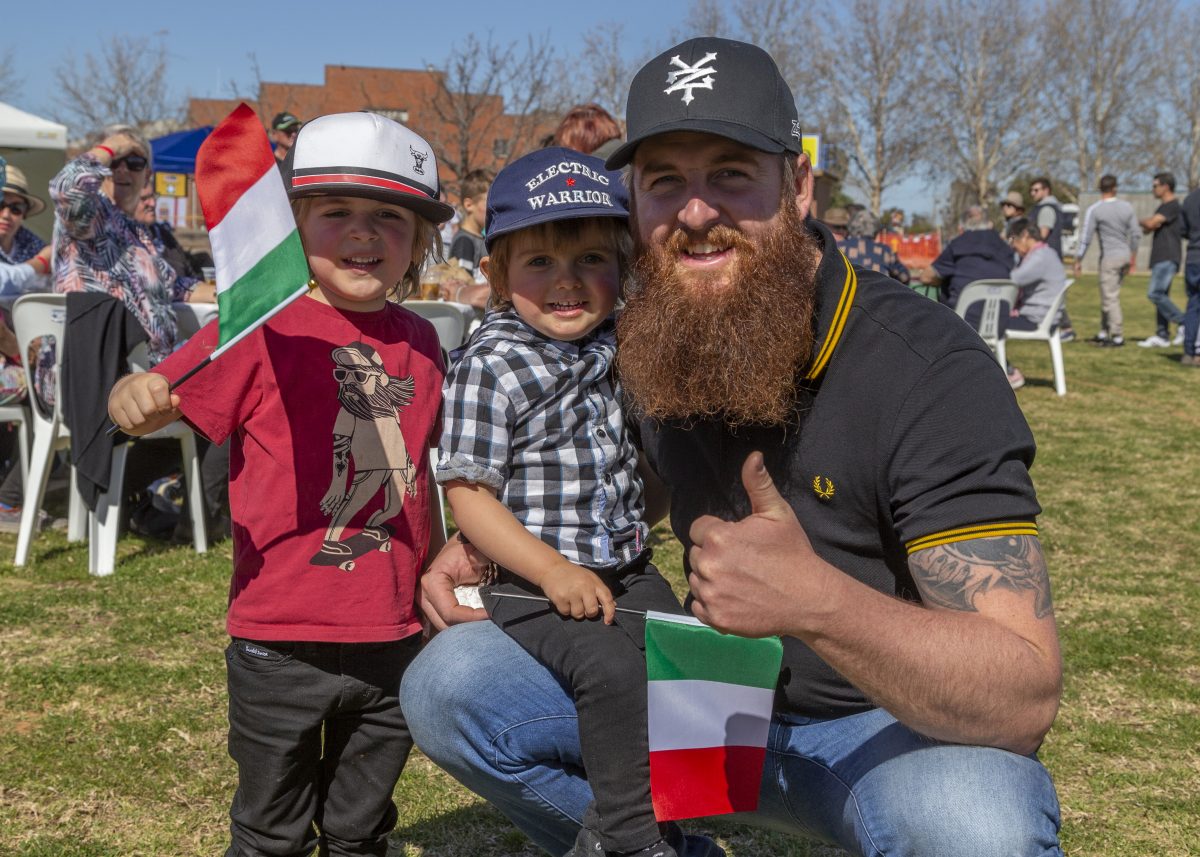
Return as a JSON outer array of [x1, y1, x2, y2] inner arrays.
[[402, 37, 1064, 857]]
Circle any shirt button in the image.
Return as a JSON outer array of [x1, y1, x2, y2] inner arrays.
[[597, 428, 607, 438]]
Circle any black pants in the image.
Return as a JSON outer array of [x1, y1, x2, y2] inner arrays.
[[486, 554, 686, 853], [224, 635, 421, 857]]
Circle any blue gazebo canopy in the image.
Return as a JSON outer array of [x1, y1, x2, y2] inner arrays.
[[150, 126, 213, 174]]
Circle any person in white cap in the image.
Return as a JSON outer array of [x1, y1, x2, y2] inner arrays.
[[109, 112, 454, 857], [406, 37, 1064, 857]]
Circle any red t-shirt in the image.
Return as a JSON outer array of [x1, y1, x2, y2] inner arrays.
[[156, 296, 444, 642]]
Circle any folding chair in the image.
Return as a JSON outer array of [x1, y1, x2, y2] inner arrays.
[[1006, 279, 1075, 397], [956, 280, 1019, 369], [403, 300, 471, 359], [11, 294, 206, 576], [0, 402, 29, 491]]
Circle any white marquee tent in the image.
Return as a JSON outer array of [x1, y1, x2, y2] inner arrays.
[[0, 102, 68, 241]]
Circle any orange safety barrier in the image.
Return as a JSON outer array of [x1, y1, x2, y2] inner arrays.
[[879, 232, 942, 271]]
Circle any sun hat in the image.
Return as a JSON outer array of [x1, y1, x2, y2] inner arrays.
[[484, 146, 628, 251], [823, 207, 850, 228], [287, 112, 454, 224], [1, 165, 47, 217], [606, 36, 802, 170], [1000, 191, 1025, 209]]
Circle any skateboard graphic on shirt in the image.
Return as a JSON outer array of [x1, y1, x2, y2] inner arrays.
[[311, 341, 418, 572], [310, 524, 396, 572]]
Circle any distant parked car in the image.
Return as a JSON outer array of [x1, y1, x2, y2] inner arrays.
[[1060, 203, 1079, 259]]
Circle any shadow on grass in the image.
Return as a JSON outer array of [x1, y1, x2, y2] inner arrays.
[[390, 803, 540, 856]]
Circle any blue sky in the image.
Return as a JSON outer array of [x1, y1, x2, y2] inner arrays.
[[2, 0, 935, 216]]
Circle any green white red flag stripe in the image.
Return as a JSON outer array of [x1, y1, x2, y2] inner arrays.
[[645, 611, 782, 821], [196, 103, 309, 358]]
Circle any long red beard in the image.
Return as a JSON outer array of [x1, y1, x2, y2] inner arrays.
[[617, 203, 820, 426]]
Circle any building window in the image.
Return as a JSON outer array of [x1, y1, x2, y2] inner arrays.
[[493, 138, 511, 159]]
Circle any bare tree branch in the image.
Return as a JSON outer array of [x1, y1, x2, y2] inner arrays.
[[1037, 0, 1162, 191], [1128, 6, 1200, 187], [0, 48, 24, 101], [422, 32, 560, 195], [52, 32, 185, 138], [924, 0, 1042, 208], [810, 0, 927, 215]]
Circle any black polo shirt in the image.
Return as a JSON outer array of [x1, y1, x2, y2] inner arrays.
[[637, 222, 1041, 719]]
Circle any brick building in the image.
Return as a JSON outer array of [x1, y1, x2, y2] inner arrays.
[[188, 64, 558, 198]]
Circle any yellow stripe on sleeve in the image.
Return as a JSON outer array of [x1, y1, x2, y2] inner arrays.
[[905, 522, 1040, 554]]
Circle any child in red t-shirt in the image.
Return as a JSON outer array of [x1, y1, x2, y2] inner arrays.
[[108, 112, 454, 857]]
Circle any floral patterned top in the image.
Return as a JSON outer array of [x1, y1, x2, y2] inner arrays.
[[0, 225, 46, 265], [50, 153, 195, 364]]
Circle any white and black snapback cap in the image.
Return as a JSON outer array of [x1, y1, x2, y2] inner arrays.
[[288, 112, 454, 224], [605, 37, 802, 170]]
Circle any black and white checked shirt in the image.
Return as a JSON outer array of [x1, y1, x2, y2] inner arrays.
[[437, 309, 648, 568]]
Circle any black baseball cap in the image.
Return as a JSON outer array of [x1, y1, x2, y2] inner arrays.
[[272, 112, 302, 131], [605, 37, 802, 170]]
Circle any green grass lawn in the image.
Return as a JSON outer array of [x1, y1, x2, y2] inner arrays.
[[2, 274, 1198, 856]]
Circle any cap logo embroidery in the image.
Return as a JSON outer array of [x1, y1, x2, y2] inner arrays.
[[791, 119, 802, 140], [812, 475, 835, 501], [664, 52, 718, 105], [409, 146, 428, 175]]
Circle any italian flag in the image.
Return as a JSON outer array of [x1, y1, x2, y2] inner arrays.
[[196, 103, 309, 358], [645, 611, 783, 821]]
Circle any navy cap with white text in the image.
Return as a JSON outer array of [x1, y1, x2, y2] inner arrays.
[[605, 37, 802, 170], [485, 147, 628, 251]]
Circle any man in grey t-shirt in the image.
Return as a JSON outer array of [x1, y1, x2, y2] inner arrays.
[[1073, 174, 1139, 347]]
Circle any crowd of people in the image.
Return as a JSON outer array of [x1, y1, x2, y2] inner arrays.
[[831, 171, 1200, 386], [0, 126, 225, 536], [6, 32, 1097, 857]]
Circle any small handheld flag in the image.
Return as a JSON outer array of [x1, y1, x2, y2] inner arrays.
[[645, 611, 783, 821], [170, 103, 309, 389]]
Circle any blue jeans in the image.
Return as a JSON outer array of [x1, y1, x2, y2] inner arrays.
[[1185, 261, 1200, 356], [1147, 260, 1183, 336], [401, 621, 1064, 857]]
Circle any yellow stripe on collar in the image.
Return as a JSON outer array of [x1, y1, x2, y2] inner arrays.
[[804, 252, 857, 382], [905, 522, 1040, 554]]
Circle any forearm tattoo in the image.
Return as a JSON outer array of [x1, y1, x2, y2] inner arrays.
[[909, 536, 1053, 619]]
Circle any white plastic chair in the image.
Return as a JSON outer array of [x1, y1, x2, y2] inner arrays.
[[1006, 279, 1075, 397], [12, 295, 87, 568], [0, 403, 29, 490], [956, 280, 1019, 369], [403, 300, 471, 356], [11, 294, 206, 576]]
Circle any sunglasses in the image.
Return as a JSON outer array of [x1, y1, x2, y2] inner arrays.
[[112, 155, 149, 172], [0, 200, 30, 216], [333, 367, 375, 383]]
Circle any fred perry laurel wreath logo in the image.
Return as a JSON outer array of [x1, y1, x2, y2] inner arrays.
[[664, 52, 718, 105], [812, 475, 835, 501]]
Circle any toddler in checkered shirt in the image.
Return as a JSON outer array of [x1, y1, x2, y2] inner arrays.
[[436, 148, 722, 857]]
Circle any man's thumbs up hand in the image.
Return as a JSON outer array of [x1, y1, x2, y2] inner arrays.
[[688, 452, 830, 638]]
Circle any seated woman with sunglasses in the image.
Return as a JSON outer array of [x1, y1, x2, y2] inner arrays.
[[50, 124, 215, 366], [0, 164, 54, 296]]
